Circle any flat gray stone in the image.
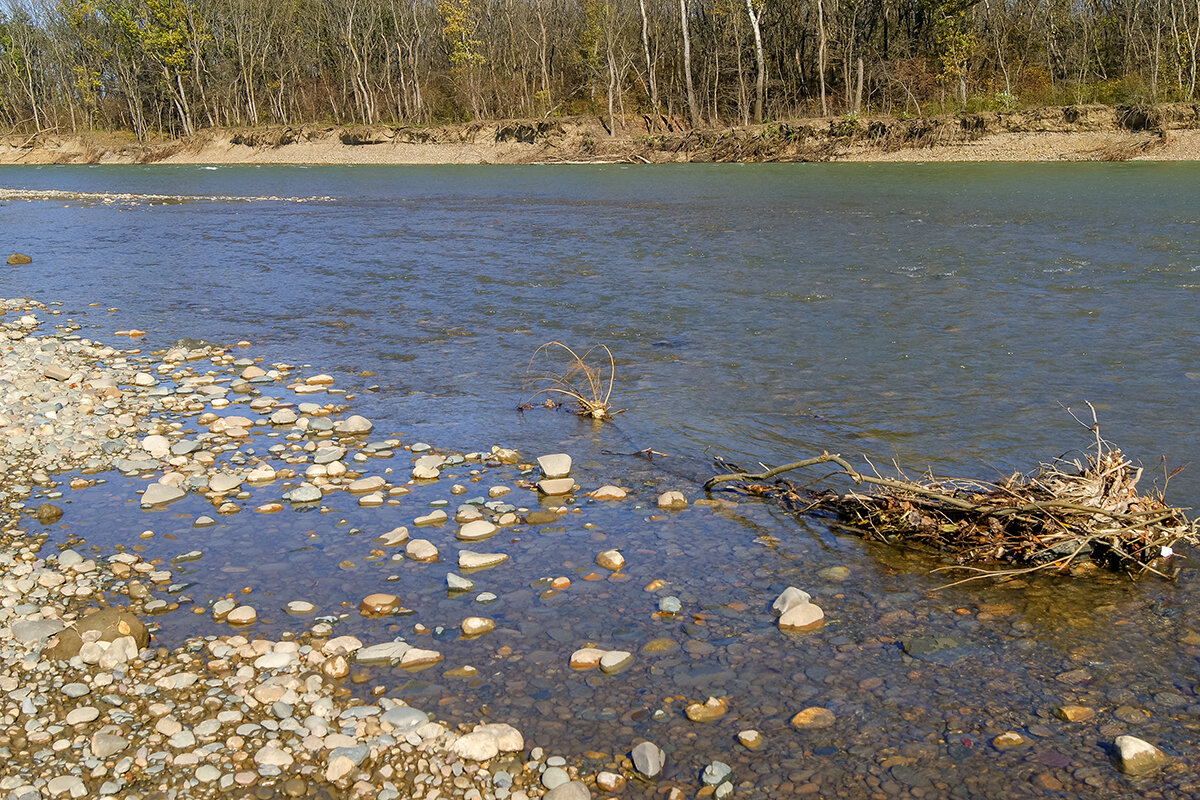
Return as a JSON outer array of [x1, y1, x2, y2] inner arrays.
[[284, 483, 322, 503], [632, 741, 665, 778], [545, 781, 591, 800], [537, 453, 572, 479], [356, 641, 411, 664], [11, 618, 65, 643], [141, 483, 186, 507], [381, 705, 428, 733]]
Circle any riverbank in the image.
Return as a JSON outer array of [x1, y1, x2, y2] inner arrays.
[[2, 104, 1199, 165]]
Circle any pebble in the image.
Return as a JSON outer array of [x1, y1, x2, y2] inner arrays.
[[537, 453, 572, 478], [414, 509, 448, 526], [545, 783, 591, 800], [791, 706, 836, 729], [537, 477, 576, 495], [686, 696, 728, 722], [405, 539, 440, 562], [377, 526, 410, 545], [595, 549, 625, 571], [779, 602, 825, 631], [1054, 704, 1095, 722], [656, 490, 687, 508], [1112, 735, 1170, 775], [599, 650, 633, 674], [631, 741, 665, 777], [458, 519, 499, 541], [462, 616, 495, 636], [737, 729, 764, 749], [569, 648, 606, 670], [658, 596, 682, 614], [447, 573, 475, 591], [226, 606, 258, 625], [141, 482, 185, 507], [992, 732, 1026, 749], [360, 593, 402, 615], [451, 731, 500, 761], [587, 485, 627, 500], [459, 551, 509, 570]]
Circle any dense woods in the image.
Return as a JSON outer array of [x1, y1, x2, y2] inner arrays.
[[2, 0, 1200, 138]]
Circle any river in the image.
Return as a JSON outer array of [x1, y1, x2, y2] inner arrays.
[[2, 162, 1199, 797]]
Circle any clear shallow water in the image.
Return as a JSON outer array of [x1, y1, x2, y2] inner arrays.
[[4, 163, 1200, 797]]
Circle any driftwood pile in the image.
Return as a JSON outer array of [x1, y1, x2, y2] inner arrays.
[[705, 436, 1199, 583]]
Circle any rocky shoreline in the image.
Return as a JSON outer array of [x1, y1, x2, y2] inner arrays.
[[0, 298, 612, 800]]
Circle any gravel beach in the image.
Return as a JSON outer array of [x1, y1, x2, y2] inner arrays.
[[0, 297, 601, 800]]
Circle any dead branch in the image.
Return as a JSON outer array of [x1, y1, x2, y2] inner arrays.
[[705, 439, 1198, 582]]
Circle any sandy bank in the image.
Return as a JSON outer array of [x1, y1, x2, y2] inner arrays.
[[2, 105, 1199, 166]]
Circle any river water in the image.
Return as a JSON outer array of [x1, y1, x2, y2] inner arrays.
[[2, 163, 1200, 798]]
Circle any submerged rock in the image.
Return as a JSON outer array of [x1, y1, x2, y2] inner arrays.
[[1112, 735, 1170, 775], [632, 741, 665, 778]]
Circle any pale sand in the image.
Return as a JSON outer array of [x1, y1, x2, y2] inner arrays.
[[3, 121, 1200, 166]]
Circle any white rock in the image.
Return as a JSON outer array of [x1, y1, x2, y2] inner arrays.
[[66, 706, 100, 725], [657, 490, 688, 509], [254, 745, 294, 768], [246, 464, 276, 484], [451, 731, 499, 761], [357, 641, 411, 664], [326, 754, 356, 781], [412, 454, 445, 479], [1113, 735, 1171, 775], [348, 476, 385, 494], [461, 617, 495, 636], [399, 648, 443, 668], [226, 606, 257, 625], [414, 509, 447, 526], [254, 651, 297, 670], [457, 520, 498, 541], [141, 483, 185, 507], [459, 551, 509, 570], [334, 415, 373, 434], [141, 434, 170, 456], [600, 650, 633, 674], [474, 722, 524, 752], [270, 408, 298, 425], [537, 453, 572, 479], [317, 637, 361, 659], [537, 478, 575, 495], [778, 603, 824, 631], [595, 549, 625, 571], [208, 473, 243, 494], [632, 741, 665, 777], [377, 526, 409, 545], [772, 587, 813, 616], [406, 539, 439, 562]]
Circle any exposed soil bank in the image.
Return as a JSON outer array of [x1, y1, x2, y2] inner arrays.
[[2, 104, 1200, 166]]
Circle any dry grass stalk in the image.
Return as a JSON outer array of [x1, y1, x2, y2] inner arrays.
[[520, 341, 622, 420], [706, 429, 1198, 584]]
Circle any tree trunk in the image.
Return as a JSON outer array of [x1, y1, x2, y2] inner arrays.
[[745, 0, 765, 122], [680, 0, 701, 127], [817, 0, 828, 115]]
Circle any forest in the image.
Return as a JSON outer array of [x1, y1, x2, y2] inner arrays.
[[2, 0, 1199, 139]]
